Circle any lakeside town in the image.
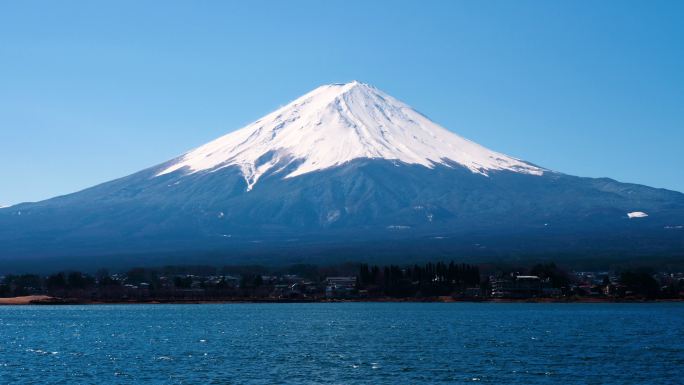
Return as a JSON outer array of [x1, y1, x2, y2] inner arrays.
[[1, 261, 683, 304]]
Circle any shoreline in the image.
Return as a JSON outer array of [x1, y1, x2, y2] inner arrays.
[[1, 296, 682, 305]]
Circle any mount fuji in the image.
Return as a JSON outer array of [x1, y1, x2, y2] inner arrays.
[[1, 81, 683, 269]]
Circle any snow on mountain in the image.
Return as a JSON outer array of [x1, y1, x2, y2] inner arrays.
[[157, 81, 543, 190]]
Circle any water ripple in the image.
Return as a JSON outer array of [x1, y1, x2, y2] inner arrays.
[[0, 303, 682, 384]]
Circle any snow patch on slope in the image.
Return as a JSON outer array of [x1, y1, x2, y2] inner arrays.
[[157, 81, 543, 190]]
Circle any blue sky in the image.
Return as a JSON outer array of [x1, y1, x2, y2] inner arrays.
[[1, 1, 682, 205]]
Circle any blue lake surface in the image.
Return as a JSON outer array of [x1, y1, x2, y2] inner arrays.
[[0, 303, 683, 384]]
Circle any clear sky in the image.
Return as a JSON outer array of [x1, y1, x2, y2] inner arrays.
[[1, 1, 682, 205]]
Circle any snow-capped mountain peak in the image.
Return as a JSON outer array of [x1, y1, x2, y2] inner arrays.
[[157, 81, 543, 190]]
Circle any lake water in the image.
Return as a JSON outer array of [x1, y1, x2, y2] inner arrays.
[[0, 303, 682, 384]]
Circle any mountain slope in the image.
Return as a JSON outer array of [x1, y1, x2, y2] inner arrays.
[[0, 81, 682, 269]]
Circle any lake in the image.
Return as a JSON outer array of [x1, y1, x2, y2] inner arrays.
[[0, 303, 682, 384]]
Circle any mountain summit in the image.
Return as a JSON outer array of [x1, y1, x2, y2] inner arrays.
[[158, 81, 542, 190], [1, 82, 682, 270]]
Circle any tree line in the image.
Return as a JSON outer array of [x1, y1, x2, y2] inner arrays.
[[358, 261, 481, 297], [0, 261, 680, 300]]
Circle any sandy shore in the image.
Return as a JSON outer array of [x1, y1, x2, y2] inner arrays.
[[0, 295, 54, 305]]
